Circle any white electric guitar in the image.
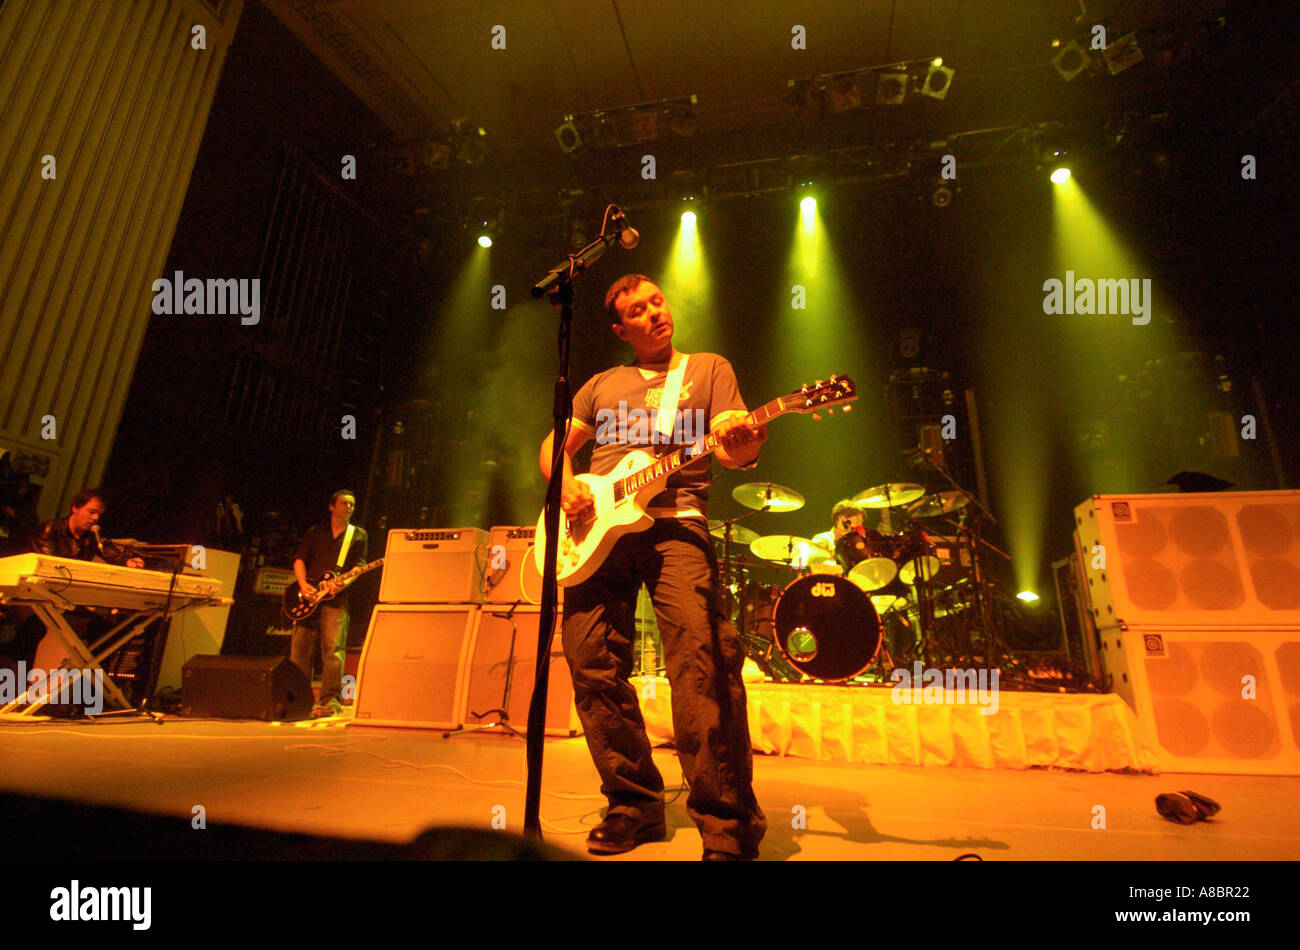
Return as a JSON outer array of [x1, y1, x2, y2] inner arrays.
[[534, 375, 857, 587]]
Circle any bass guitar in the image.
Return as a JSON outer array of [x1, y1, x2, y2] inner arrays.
[[281, 558, 385, 623], [534, 375, 857, 587]]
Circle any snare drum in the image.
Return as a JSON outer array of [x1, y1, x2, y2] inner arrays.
[[772, 574, 882, 682]]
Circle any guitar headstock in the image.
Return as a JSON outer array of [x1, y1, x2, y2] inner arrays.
[[782, 375, 858, 417]]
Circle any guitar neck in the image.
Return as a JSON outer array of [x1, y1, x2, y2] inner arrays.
[[324, 558, 384, 586], [618, 398, 789, 498]]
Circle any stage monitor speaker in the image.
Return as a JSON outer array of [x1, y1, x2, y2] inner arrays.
[[181, 654, 312, 722], [462, 606, 580, 737], [352, 605, 477, 729], [1099, 624, 1300, 774], [379, 528, 488, 604], [1074, 490, 1300, 629]]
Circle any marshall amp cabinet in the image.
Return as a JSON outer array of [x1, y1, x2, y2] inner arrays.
[[379, 528, 489, 604]]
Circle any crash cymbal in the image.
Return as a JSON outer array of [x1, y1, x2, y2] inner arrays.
[[851, 482, 926, 509], [708, 520, 760, 545], [732, 482, 805, 512], [907, 490, 972, 519], [749, 535, 832, 565]]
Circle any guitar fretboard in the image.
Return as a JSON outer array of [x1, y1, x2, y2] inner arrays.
[[614, 398, 786, 501]]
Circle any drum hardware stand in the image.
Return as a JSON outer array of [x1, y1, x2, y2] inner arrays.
[[906, 455, 1005, 670]]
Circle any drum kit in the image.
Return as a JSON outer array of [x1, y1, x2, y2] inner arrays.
[[713, 477, 992, 684]]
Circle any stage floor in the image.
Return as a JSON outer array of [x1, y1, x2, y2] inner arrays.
[[1, 713, 1297, 860]]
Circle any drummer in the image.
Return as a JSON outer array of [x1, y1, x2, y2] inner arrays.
[[811, 499, 864, 553]]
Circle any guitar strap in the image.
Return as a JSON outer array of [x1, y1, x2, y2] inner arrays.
[[335, 523, 356, 569], [656, 354, 688, 441]]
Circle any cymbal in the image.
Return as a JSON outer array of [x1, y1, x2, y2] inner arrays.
[[708, 520, 760, 545], [750, 535, 832, 565], [907, 490, 972, 519], [732, 482, 805, 512], [851, 482, 926, 509]]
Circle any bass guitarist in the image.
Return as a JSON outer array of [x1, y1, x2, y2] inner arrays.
[[537, 274, 768, 860], [289, 489, 367, 719]]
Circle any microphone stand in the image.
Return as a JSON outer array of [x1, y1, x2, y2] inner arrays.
[[524, 212, 633, 842]]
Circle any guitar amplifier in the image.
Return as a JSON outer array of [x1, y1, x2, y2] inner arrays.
[[352, 605, 478, 729], [462, 606, 581, 737], [481, 526, 557, 605], [379, 528, 488, 604]]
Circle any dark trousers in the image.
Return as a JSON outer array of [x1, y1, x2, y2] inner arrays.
[[290, 603, 348, 706], [561, 518, 766, 856]]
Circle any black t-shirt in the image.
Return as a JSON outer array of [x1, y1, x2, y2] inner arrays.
[[295, 523, 368, 602], [570, 353, 748, 516], [31, 518, 132, 565]]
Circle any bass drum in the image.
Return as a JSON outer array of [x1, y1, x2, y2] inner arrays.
[[773, 574, 882, 682]]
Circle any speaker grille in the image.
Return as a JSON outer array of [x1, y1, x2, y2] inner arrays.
[[1077, 492, 1300, 627], [1145, 641, 1279, 759], [353, 607, 476, 728]]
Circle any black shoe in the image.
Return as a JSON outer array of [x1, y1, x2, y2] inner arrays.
[[702, 849, 755, 861], [586, 814, 667, 855]]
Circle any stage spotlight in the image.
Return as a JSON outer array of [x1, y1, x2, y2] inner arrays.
[[554, 117, 583, 154], [874, 68, 908, 105], [920, 61, 955, 99], [930, 181, 954, 206], [474, 212, 500, 248], [449, 118, 488, 165], [1017, 590, 1040, 604], [800, 195, 817, 215], [681, 210, 697, 228], [1052, 40, 1091, 81], [1041, 144, 1072, 183]]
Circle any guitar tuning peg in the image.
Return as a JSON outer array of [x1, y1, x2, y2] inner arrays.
[[827, 408, 834, 415], [812, 412, 822, 421], [843, 404, 852, 412]]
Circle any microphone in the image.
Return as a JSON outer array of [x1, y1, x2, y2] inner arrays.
[[90, 524, 103, 552], [611, 207, 639, 249]]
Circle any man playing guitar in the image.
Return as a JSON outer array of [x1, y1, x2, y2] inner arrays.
[[289, 490, 367, 719], [538, 274, 768, 860]]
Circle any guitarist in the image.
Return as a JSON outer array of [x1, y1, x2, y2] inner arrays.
[[538, 274, 768, 860], [289, 489, 367, 719]]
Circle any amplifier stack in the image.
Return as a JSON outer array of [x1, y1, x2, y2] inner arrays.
[[353, 526, 578, 736], [1072, 491, 1300, 774]]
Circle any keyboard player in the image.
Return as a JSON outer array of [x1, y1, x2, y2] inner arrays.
[[32, 488, 145, 568], [4, 488, 143, 674]]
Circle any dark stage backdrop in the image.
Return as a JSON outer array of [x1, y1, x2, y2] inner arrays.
[[102, 1, 424, 567]]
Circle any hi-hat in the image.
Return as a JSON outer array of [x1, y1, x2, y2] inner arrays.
[[708, 521, 760, 545], [750, 535, 832, 565], [907, 490, 972, 519], [851, 482, 926, 509], [732, 482, 805, 512]]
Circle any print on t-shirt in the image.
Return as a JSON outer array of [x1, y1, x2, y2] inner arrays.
[[571, 353, 747, 514]]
